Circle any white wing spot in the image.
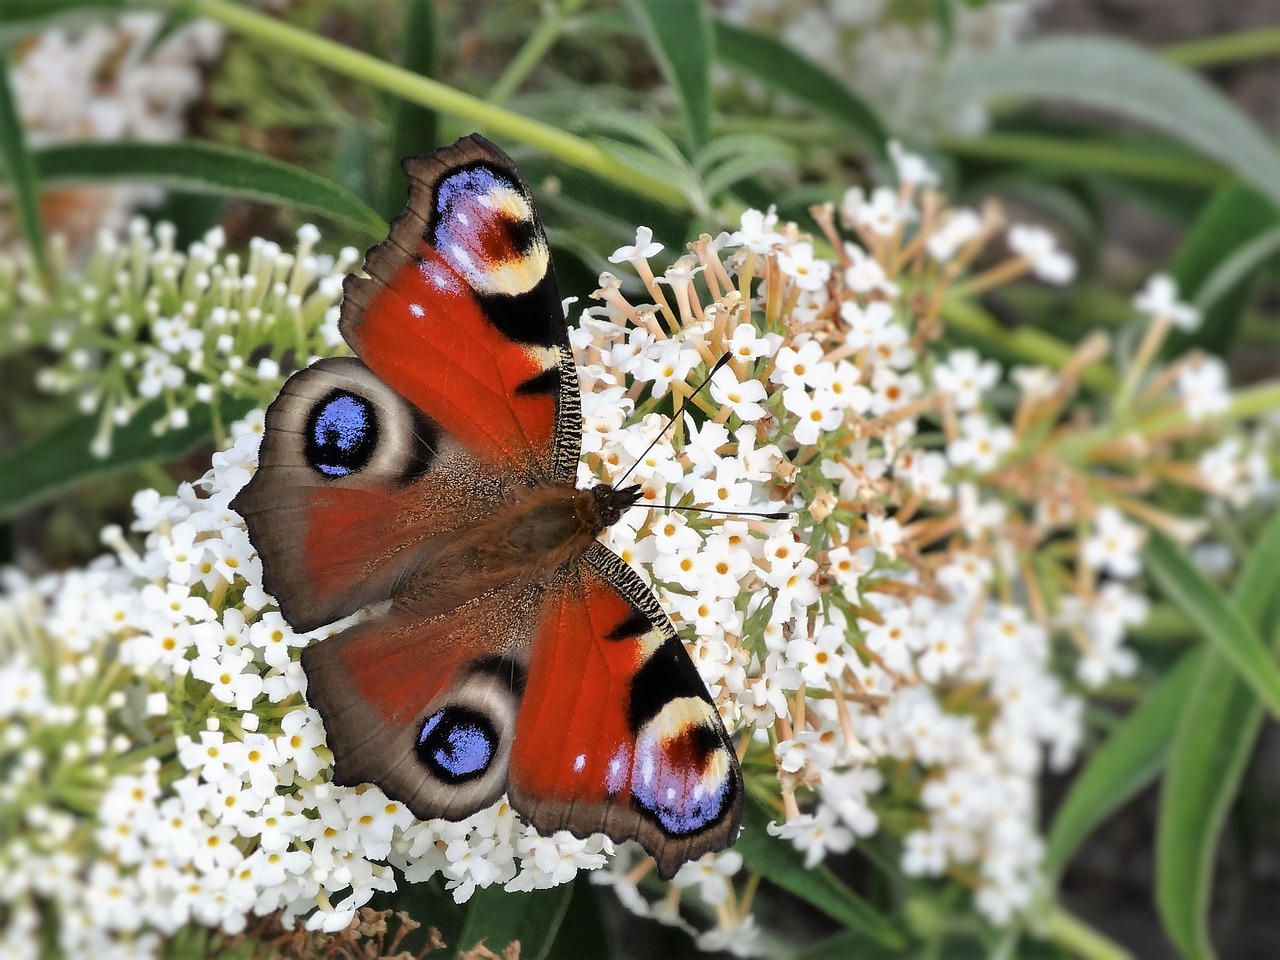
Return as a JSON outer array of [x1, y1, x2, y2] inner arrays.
[[409, 303, 425, 317], [573, 754, 586, 773]]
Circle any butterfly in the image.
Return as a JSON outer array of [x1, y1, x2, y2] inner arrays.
[[231, 134, 743, 877]]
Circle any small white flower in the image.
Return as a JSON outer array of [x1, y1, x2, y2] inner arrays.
[[609, 225, 664, 264], [709, 366, 770, 422], [1083, 506, 1144, 579], [888, 140, 938, 187], [776, 242, 831, 292], [766, 809, 854, 869], [1008, 225, 1075, 285], [1177, 356, 1231, 421], [1134, 273, 1200, 331], [927, 209, 982, 262]]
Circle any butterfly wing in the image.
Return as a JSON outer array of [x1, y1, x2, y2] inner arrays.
[[340, 133, 581, 484], [300, 581, 538, 820], [507, 543, 743, 879], [235, 135, 581, 629], [231, 356, 502, 631]]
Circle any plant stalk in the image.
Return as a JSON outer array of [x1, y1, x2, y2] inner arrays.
[[1045, 906, 1133, 960], [188, 0, 689, 210], [488, 0, 589, 106]]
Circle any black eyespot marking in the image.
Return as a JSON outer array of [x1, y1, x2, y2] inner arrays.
[[305, 390, 377, 477], [628, 639, 714, 733], [416, 706, 498, 783], [515, 367, 560, 396], [606, 607, 651, 642]]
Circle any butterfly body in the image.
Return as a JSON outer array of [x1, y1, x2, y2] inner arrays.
[[232, 135, 741, 877]]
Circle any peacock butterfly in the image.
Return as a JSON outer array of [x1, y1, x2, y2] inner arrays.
[[231, 134, 742, 877]]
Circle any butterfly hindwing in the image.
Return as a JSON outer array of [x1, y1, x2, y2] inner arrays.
[[340, 134, 581, 483], [231, 357, 501, 631], [300, 582, 538, 821], [507, 544, 743, 879]]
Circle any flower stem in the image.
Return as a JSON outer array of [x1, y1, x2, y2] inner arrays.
[[488, 0, 588, 106], [188, 0, 689, 210], [1045, 906, 1133, 960]]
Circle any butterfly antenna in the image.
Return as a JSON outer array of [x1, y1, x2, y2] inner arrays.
[[614, 352, 733, 488], [667, 504, 790, 521]]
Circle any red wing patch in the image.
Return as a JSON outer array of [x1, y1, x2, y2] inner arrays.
[[507, 544, 742, 878], [300, 585, 536, 823], [339, 135, 579, 482]]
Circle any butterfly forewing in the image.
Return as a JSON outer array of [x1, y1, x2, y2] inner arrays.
[[340, 135, 581, 484], [231, 357, 501, 631]]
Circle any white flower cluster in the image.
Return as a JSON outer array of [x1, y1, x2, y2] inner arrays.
[[8, 13, 222, 241], [11, 220, 358, 457], [714, 0, 1045, 137]]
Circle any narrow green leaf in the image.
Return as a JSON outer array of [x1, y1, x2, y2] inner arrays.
[[29, 142, 387, 240], [1155, 513, 1280, 960], [1166, 185, 1279, 357], [0, 398, 254, 521], [381, 0, 438, 221], [625, 0, 714, 150], [927, 36, 1280, 207], [454, 883, 574, 960], [714, 20, 887, 158], [0, 49, 45, 276], [1043, 647, 1206, 877], [737, 794, 905, 949], [1144, 532, 1280, 717], [1193, 226, 1280, 315]]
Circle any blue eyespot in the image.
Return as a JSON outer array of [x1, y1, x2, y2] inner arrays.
[[417, 706, 496, 783], [304, 391, 376, 477], [630, 728, 732, 836]]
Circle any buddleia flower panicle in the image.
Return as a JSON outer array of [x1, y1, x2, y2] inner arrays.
[[2, 144, 1272, 957], [8, 219, 359, 458]]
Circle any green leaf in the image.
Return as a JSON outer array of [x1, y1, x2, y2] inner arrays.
[[454, 883, 574, 960], [28, 142, 387, 240], [1043, 646, 1206, 877], [1155, 513, 1280, 960], [1193, 226, 1280, 316], [0, 49, 45, 277], [0, 0, 129, 40], [1144, 532, 1280, 717], [737, 794, 905, 949], [694, 133, 796, 200], [927, 36, 1280, 208], [0, 398, 254, 521], [714, 21, 887, 158], [1166, 184, 1280, 357], [381, 0, 438, 221], [625, 0, 714, 151]]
